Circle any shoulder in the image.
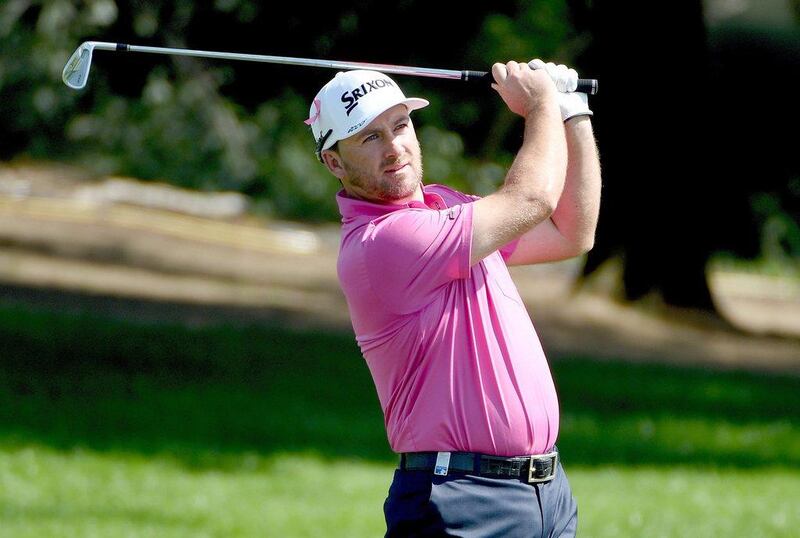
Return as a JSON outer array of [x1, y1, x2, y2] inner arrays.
[[366, 207, 428, 243], [426, 184, 480, 205]]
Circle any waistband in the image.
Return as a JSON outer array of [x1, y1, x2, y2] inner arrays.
[[399, 447, 559, 484]]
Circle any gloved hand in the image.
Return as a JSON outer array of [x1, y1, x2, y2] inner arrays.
[[528, 59, 592, 122]]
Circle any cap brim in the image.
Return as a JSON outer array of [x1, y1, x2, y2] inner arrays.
[[322, 97, 430, 153], [402, 97, 429, 113]]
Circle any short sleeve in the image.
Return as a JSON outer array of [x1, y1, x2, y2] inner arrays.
[[363, 203, 473, 314]]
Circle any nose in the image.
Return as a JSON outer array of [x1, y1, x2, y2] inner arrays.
[[384, 134, 404, 159]]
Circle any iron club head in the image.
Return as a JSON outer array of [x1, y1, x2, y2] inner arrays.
[[62, 41, 96, 90]]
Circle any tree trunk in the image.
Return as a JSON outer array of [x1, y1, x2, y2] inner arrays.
[[570, 0, 726, 311]]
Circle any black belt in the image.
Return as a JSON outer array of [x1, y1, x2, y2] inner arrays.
[[400, 447, 559, 484]]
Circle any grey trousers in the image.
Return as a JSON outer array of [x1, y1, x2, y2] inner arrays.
[[383, 460, 577, 537]]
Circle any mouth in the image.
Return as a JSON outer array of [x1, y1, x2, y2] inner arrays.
[[384, 163, 408, 174]]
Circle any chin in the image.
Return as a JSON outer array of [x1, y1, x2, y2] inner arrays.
[[384, 181, 420, 202]]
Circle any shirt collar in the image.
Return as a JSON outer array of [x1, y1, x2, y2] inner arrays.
[[336, 185, 448, 219]]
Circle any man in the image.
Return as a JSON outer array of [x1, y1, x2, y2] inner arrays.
[[305, 59, 600, 537]]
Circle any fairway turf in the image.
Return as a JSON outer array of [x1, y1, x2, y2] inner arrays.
[[1, 448, 798, 537], [0, 303, 798, 536]]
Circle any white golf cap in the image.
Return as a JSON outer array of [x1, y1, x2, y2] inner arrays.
[[305, 70, 429, 162]]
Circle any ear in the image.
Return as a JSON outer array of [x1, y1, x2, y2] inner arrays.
[[321, 149, 346, 180]]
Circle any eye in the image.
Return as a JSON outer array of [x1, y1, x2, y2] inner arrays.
[[363, 133, 378, 143], [395, 122, 408, 131]]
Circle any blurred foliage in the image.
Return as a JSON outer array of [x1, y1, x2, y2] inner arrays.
[[3, 0, 797, 290], [0, 0, 578, 222], [751, 189, 800, 271]]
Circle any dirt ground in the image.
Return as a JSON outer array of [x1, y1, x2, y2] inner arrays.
[[1, 163, 799, 376]]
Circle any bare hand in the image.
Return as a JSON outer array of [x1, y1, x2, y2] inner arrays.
[[491, 61, 557, 118]]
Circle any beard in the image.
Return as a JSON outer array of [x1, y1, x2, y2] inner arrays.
[[344, 148, 424, 203]]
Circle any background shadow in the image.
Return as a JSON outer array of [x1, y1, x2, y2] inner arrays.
[[2, 296, 798, 471]]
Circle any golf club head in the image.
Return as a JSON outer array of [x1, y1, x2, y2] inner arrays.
[[62, 41, 95, 90]]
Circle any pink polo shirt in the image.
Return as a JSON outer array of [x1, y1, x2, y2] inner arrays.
[[336, 184, 559, 457]]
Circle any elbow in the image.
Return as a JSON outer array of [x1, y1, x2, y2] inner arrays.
[[523, 196, 557, 230], [520, 191, 558, 221], [575, 232, 596, 255], [559, 236, 593, 261]]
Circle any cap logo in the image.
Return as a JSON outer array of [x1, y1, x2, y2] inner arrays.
[[347, 118, 367, 134], [340, 78, 395, 116]]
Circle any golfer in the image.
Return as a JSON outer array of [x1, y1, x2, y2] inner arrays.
[[306, 59, 600, 537]]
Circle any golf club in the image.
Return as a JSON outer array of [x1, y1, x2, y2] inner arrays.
[[62, 41, 598, 94]]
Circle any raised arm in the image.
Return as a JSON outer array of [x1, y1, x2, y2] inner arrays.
[[551, 117, 601, 249], [503, 60, 601, 266], [470, 61, 567, 266]]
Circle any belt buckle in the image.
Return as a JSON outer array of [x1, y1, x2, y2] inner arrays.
[[527, 450, 558, 483]]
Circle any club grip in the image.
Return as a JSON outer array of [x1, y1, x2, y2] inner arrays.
[[577, 78, 598, 95], [463, 70, 598, 95]]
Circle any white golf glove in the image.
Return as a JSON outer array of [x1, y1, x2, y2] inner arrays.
[[529, 59, 592, 122]]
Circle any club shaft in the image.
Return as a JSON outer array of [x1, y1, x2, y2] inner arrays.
[[91, 42, 467, 80], [85, 41, 598, 92]]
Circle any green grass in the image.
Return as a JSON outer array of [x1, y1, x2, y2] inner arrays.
[[1, 302, 799, 536], [0, 447, 389, 537]]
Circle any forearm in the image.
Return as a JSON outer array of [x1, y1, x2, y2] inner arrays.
[[500, 101, 567, 210], [549, 116, 601, 249]]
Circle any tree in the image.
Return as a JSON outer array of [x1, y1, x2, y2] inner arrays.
[[567, 0, 799, 311]]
